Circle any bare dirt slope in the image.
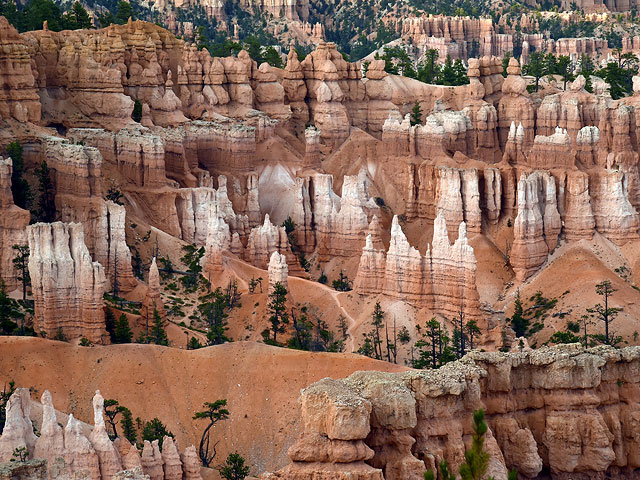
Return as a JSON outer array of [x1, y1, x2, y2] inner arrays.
[[0, 337, 407, 475]]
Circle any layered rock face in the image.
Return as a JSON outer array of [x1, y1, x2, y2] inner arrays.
[[313, 172, 377, 261], [0, 17, 40, 123], [510, 171, 562, 281], [27, 222, 107, 343], [355, 213, 480, 319], [0, 389, 202, 480], [266, 345, 640, 480], [0, 156, 30, 291]]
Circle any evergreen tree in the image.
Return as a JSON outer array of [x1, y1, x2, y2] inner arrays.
[[218, 453, 250, 480], [465, 320, 481, 350], [120, 407, 136, 444], [11, 244, 29, 301], [149, 309, 168, 346], [501, 52, 512, 78], [114, 314, 132, 343], [142, 418, 174, 449], [371, 302, 384, 360], [6, 142, 31, 211], [104, 399, 122, 438], [71, 2, 91, 28], [556, 55, 574, 89], [36, 160, 55, 222], [193, 400, 229, 467], [437, 55, 458, 85], [264, 282, 288, 344], [115, 0, 132, 24], [263, 46, 283, 68], [199, 288, 230, 345], [131, 99, 143, 123], [410, 101, 423, 126], [508, 289, 528, 337], [417, 49, 439, 84], [97, 11, 114, 27], [587, 280, 621, 345], [459, 409, 491, 480], [0, 281, 19, 335], [523, 51, 546, 91]]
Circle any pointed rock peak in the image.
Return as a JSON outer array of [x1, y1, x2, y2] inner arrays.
[[263, 214, 271, 227], [365, 233, 373, 249], [509, 121, 516, 139], [433, 211, 450, 247], [92, 390, 105, 428], [458, 221, 468, 241]]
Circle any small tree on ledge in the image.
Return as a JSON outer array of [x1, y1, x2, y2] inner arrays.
[[410, 101, 423, 126]]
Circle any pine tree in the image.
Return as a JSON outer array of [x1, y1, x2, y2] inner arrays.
[[459, 409, 491, 480], [120, 407, 136, 444], [0, 281, 19, 335], [509, 289, 528, 337], [193, 400, 229, 467], [218, 453, 250, 480], [523, 51, 546, 92], [71, 2, 91, 28], [36, 160, 55, 222], [11, 244, 29, 301], [6, 142, 31, 210], [587, 280, 621, 345], [410, 101, 423, 126], [114, 314, 132, 343], [199, 288, 230, 345], [149, 309, 168, 346], [115, 0, 132, 24], [371, 302, 384, 359], [265, 282, 288, 344]]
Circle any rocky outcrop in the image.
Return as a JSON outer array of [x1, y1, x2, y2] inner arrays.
[[88, 391, 122, 480], [143, 257, 165, 319], [141, 441, 163, 480], [0, 389, 201, 480], [0, 388, 37, 462], [245, 215, 302, 275], [510, 171, 561, 281], [27, 222, 107, 343], [101, 201, 136, 294], [0, 157, 30, 291], [268, 251, 288, 293], [0, 17, 40, 123], [313, 173, 375, 261], [590, 169, 640, 245], [33, 391, 64, 475], [355, 213, 480, 319], [266, 345, 640, 480]]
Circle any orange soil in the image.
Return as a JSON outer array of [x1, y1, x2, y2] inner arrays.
[[0, 337, 408, 476]]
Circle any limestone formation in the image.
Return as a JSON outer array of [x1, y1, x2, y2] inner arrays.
[[268, 251, 289, 293], [141, 441, 164, 480], [0, 156, 30, 291], [143, 257, 165, 319], [267, 345, 640, 480], [0, 388, 37, 462], [160, 437, 182, 480], [89, 391, 123, 480], [0, 389, 201, 480], [355, 213, 480, 319], [27, 222, 107, 343], [510, 171, 561, 281]]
